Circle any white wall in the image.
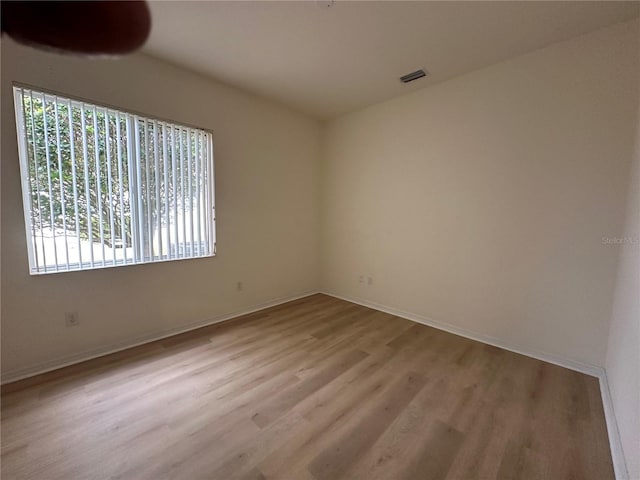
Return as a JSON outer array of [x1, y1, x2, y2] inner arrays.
[[1, 38, 322, 381], [2, 14, 638, 417], [605, 87, 640, 479], [321, 20, 640, 368]]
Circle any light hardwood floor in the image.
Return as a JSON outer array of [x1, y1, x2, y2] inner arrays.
[[1, 294, 614, 479]]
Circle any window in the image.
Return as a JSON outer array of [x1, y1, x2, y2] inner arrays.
[[13, 86, 216, 274]]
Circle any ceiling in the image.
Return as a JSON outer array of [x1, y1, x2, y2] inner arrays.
[[144, 1, 640, 120]]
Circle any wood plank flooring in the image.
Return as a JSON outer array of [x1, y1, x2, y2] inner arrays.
[[0, 294, 614, 480]]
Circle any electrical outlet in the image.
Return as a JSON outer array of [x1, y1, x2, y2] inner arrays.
[[65, 312, 79, 327], [237, 281, 243, 292], [367, 276, 373, 285], [359, 275, 364, 283]]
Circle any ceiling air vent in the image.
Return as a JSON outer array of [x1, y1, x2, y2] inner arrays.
[[400, 69, 427, 84]]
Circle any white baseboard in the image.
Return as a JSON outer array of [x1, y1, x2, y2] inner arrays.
[[599, 371, 630, 480], [3, 289, 629, 480], [322, 291, 601, 376], [322, 290, 629, 480], [1, 290, 319, 385]]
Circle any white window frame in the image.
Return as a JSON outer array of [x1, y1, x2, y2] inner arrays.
[[13, 84, 216, 275]]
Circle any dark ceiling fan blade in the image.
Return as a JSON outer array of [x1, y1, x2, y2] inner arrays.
[[1, 0, 151, 56]]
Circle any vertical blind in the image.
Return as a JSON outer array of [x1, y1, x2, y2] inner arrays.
[[13, 86, 216, 274]]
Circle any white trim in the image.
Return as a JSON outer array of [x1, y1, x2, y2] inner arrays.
[[0, 290, 319, 385], [322, 290, 629, 479], [599, 370, 630, 480], [322, 291, 601, 376], [2, 289, 628, 480]]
